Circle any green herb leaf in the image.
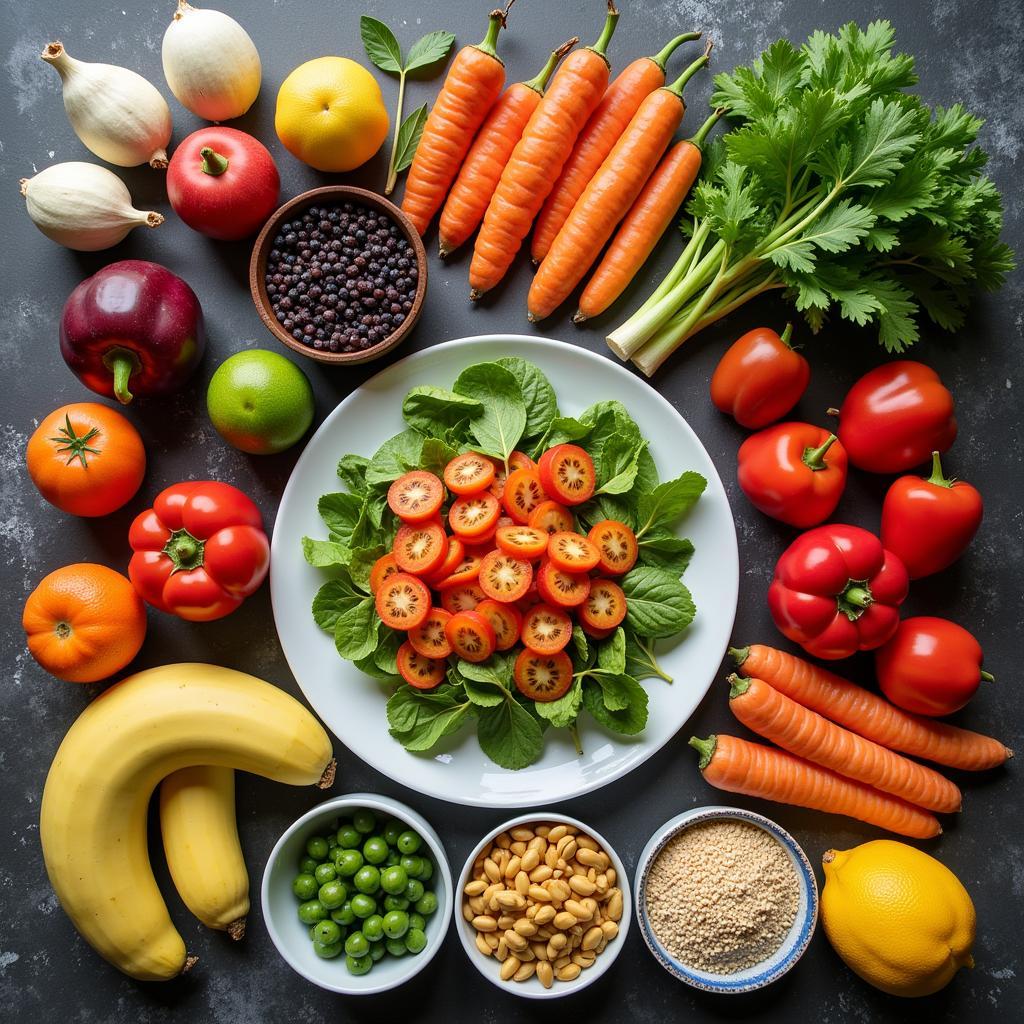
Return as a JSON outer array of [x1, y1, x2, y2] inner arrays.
[[453, 362, 527, 463], [373, 628, 403, 675], [637, 531, 695, 575], [621, 566, 696, 638], [334, 598, 380, 661], [589, 672, 635, 712], [312, 575, 364, 632], [596, 628, 626, 674], [347, 544, 387, 593], [624, 635, 674, 683], [317, 492, 364, 543], [570, 625, 590, 667], [366, 429, 426, 486], [636, 472, 707, 537], [457, 656, 513, 707], [595, 436, 648, 496], [417, 436, 459, 478], [476, 698, 545, 770], [387, 685, 473, 751], [360, 15, 403, 74], [535, 678, 582, 729], [582, 676, 648, 735], [393, 103, 430, 174], [403, 385, 483, 437], [404, 30, 456, 77], [302, 537, 352, 569], [337, 453, 371, 494], [496, 357, 559, 440]]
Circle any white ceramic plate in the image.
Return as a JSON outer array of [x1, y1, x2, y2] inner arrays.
[[271, 335, 738, 808]]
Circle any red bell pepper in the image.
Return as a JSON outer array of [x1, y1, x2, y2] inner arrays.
[[835, 360, 957, 473], [736, 422, 847, 527], [880, 451, 983, 578], [767, 524, 909, 660], [128, 481, 269, 622], [876, 616, 993, 716], [710, 323, 810, 429]]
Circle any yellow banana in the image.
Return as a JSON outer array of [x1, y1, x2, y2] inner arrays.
[[160, 767, 249, 939], [40, 663, 335, 981]]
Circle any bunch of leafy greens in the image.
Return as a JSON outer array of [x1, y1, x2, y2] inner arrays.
[[303, 358, 705, 770], [608, 21, 1015, 376]]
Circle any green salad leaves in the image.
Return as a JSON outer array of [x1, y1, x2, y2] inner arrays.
[[304, 359, 705, 770]]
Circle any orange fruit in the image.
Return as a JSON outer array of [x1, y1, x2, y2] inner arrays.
[[23, 563, 147, 683]]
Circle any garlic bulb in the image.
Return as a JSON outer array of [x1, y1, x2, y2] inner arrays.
[[162, 1, 261, 122], [41, 42, 173, 168], [21, 162, 164, 251]]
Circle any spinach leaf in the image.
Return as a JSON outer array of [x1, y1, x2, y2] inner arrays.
[[353, 653, 400, 682], [366, 429, 426, 485], [387, 686, 473, 751], [582, 676, 648, 734], [496, 357, 558, 440], [589, 671, 636, 712], [633, 446, 660, 493], [318, 492, 364, 543], [637, 531, 695, 576], [621, 566, 696, 638], [535, 677, 582, 729], [302, 537, 352, 568], [476, 698, 545, 770], [453, 362, 527, 463], [418, 436, 459, 478], [402, 385, 483, 437], [635, 471, 707, 538], [457, 656, 513, 707], [312, 575, 364, 632], [337, 453, 371, 494], [580, 491, 639, 530], [570, 625, 590, 667], [595, 436, 648, 496], [348, 544, 387, 593], [597, 628, 626, 674], [334, 598, 380, 661], [625, 635, 674, 683], [373, 628, 402, 675]]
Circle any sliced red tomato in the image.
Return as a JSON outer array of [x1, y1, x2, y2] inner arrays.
[[375, 572, 431, 630], [434, 552, 482, 590], [496, 524, 549, 560], [579, 579, 627, 631], [488, 451, 536, 500], [439, 581, 485, 614], [387, 471, 445, 523], [369, 553, 399, 594], [514, 581, 541, 614], [478, 549, 533, 603], [513, 649, 573, 702], [528, 500, 575, 535], [406, 607, 453, 658], [449, 492, 501, 538], [396, 641, 447, 690], [538, 445, 595, 506], [424, 535, 465, 585], [392, 520, 448, 576], [501, 468, 547, 524], [475, 599, 522, 651], [444, 609, 497, 663], [547, 531, 600, 572], [587, 519, 638, 575], [443, 453, 496, 495], [581, 621, 615, 641], [520, 603, 572, 655], [537, 559, 591, 608], [510, 451, 537, 472]]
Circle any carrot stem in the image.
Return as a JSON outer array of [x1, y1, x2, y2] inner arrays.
[[650, 31, 702, 71], [664, 41, 712, 97], [477, 8, 508, 59], [688, 734, 716, 769], [728, 674, 752, 698], [688, 106, 725, 149], [523, 37, 577, 94], [589, 1, 620, 59]]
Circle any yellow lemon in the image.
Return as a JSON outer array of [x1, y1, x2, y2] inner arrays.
[[821, 840, 975, 998], [275, 57, 388, 172]]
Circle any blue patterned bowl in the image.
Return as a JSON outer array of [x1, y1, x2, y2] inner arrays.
[[634, 805, 818, 993]]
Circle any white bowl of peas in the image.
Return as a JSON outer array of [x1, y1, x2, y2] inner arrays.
[[261, 793, 453, 993]]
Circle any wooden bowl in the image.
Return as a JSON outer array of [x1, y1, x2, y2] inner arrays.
[[249, 186, 427, 366]]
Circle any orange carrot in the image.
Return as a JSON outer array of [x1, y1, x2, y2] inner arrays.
[[438, 38, 577, 258], [469, 1, 620, 299], [728, 675, 962, 814], [732, 645, 1012, 771], [690, 734, 942, 840], [528, 46, 710, 321], [401, 6, 512, 237], [531, 30, 701, 265], [575, 108, 723, 322]]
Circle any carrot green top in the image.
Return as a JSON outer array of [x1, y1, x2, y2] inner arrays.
[[588, 1, 620, 60], [650, 31, 701, 71], [522, 37, 578, 95], [663, 41, 712, 98]]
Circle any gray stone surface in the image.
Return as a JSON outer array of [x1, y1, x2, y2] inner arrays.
[[1, 0, 1020, 1020]]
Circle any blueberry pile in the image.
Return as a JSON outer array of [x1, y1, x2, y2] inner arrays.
[[265, 203, 418, 354]]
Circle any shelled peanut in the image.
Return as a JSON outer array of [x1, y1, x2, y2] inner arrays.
[[463, 822, 623, 988]]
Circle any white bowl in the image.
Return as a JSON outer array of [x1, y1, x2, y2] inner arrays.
[[634, 805, 818, 993], [455, 812, 630, 999], [261, 793, 453, 994]]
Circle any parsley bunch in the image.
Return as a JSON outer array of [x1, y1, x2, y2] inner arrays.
[[608, 21, 1015, 375]]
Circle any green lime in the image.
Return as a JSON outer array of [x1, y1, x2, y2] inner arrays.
[[207, 349, 314, 454]]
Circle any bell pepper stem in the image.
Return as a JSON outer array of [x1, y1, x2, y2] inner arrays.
[[163, 529, 206, 572], [980, 670, 995, 683], [200, 147, 229, 176], [727, 674, 751, 698], [103, 348, 141, 405], [843, 586, 872, 608], [926, 450, 955, 488], [780, 322, 794, 347], [803, 433, 839, 471], [688, 734, 717, 770]]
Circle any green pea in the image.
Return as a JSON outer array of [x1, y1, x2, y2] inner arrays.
[[297, 899, 327, 925], [353, 809, 376, 834], [326, 835, 339, 850], [336, 824, 361, 849], [382, 818, 405, 847], [306, 836, 330, 860], [409, 912, 426, 932], [314, 862, 337, 885], [399, 855, 423, 877], [346, 952, 373, 975], [385, 850, 401, 867], [319, 880, 347, 910], [417, 857, 434, 882], [311, 920, 342, 945], [380, 865, 408, 896], [350, 893, 377, 919], [292, 873, 318, 900], [369, 941, 386, 962], [330, 902, 355, 926], [361, 914, 385, 942], [363, 836, 389, 865], [405, 928, 427, 955], [383, 895, 409, 912], [382, 910, 409, 939], [404, 879, 424, 903], [415, 891, 438, 916], [298, 855, 319, 875], [396, 830, 421, 855], [313, 940, 343, 959], [385, 938, 407, 957], [335, 849, 363, 877], [344, 931, 370, 958]]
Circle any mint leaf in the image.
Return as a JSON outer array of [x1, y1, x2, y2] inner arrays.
[[418, 436, 459, 478], [373, 628, 402, 675], [360, 15, 403, 74], [582, 677, 648, 735], [621, 566, 696, 638], [312, 575, 364, 632], [302, 537, 352, 569], [595, 436, 648, 496], [596, 628, 626, 674], [457, 655, 513, 707], [638, 531, 695, 575], [625, 635, 674, 683], [387, 686, 472, 751], [318, 492, 364, 543], [535, 678, 582, 729], [570, 625, 590, 667], [334, 598, 380, 661], [405, 29, 456, 76], [636, 472, 707, 537], [476, 698, 545, 769], [453, 362, 527, 463], [589, 671, 635, 712]]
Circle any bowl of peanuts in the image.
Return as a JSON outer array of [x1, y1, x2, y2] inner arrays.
[[456, 815, 630, 998]]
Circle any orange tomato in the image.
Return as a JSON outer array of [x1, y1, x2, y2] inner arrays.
[[23, 563, 147, 683], [26, 403, 145, 517]]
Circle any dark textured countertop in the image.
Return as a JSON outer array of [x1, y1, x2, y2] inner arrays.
[[1, 0, 1021, 1020]]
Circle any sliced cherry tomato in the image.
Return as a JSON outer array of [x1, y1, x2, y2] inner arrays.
[[547, 531, 600, 573], [580, 621, 615, 641], [443, 453, 496, 495], [369, 553, 399, 594], [424, 535, 465, 585], [520, 603, 572, 655], [488, 451, 536, 500], [444, 609, 497, 663], [537, 559, 591, 608], [496, 524, 549, 560], [510, 451, 538, 472], [587, 520, 638, 575], [449, 492, 501, 538], [478, 549, 533, 603], [514, 581, 541, 614], [579, 579, 628, 631], [440, 581, 486, 614], [513, 649, 573, 702], [392, 520, 448, 577], [475, 599, 522, 652], [406, 607, 453, 659], [528, 500, 575, 535], [387, 471, 445, 523], [538, 445, 595, 506], [501, 468, 547, 524], [434, 551, 481, 590], [375, 572, 431, 630], [396, 641, 447, 690]]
